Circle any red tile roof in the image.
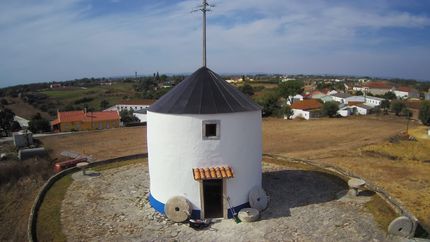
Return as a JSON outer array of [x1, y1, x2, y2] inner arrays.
[[291, 99, 322, 110], [193, 166, 234, 180], [364, 82, 392, 89], [397, 86, 412, 92], [51, 110, 120, 125]]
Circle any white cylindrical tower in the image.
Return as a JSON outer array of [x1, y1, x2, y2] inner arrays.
[[147, 67, 262, 219]]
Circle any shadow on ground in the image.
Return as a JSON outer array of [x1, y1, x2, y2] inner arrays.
[[261, 169, 348, 220]]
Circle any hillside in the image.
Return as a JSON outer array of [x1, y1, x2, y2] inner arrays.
[[37, 83, 137, 116]]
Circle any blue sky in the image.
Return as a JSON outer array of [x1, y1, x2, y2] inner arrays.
[[1, 0, 430, 87]]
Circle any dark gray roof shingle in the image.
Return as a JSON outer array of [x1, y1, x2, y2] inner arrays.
[[148, 67, 261, 114]]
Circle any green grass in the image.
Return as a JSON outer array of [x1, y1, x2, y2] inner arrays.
[[36, 175, 73, 242], [39, 83, 137, 111], [365, 195, 398, 231]]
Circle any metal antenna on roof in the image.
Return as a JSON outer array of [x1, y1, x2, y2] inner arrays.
[[192, 0, 215, 67]]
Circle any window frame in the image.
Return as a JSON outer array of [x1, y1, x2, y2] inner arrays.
[[202, 120, 220, 140]]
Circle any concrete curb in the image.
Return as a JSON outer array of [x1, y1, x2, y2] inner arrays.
[[27, 153, 147, 242], [263, 153, 429, 239]]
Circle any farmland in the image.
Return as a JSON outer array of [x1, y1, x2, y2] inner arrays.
[[1, 115, 430, 240], [38, 82, 137, 114], [38, 115, 430, 230]]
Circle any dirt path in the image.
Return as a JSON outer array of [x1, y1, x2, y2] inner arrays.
[[61, 163, 398, 242]]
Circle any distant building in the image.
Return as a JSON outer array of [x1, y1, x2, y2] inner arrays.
[[289, 99, 322, 120], [393, 86, 419, 99], [104, 99, 155, 112], [50, 83, 62, 89], [365, 96, 384, 107], [133, 109, 148, 123], [363, 82, 393, 95], [425, 92, 430, 101], [51, 110, 120, 132], [330, 93, 352, 104]]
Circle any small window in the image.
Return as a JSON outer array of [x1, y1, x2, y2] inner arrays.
[[202, 120, 220, 140]]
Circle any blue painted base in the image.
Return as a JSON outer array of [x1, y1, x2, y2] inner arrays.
[[149, 193, 249, 219]]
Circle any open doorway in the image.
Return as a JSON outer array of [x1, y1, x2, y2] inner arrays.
[[202, 179, 223, 218]]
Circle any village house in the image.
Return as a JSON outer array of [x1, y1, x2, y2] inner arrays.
[[338, 103, 373, 117], [365, 96, 384, 107], [104, 99, 155, 112], [51, 110, 120, 132], [364, 82, 393, 95], [289, 99, 322, 120], [393, 86, 419, 99], [425, 90, 430, 100], [330, 93, 352, 104]]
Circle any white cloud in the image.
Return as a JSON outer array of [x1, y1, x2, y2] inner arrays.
[[0, 0, 429, 86]]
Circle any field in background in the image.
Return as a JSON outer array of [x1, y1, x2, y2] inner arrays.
[[262, 116, 430, 229], [2, 116, 430, 239], [39, 82, 137, 112], [39, 126, 146, 161], [3, 97, 51, 120]]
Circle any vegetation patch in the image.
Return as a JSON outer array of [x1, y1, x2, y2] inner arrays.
[[36, 175, 73, 242], [362, 130, 430, 162], [364, 195, 398, 231], [92, 158, 146, 172]]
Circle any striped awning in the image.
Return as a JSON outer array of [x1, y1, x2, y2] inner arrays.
[[193, 166, 234, 180]]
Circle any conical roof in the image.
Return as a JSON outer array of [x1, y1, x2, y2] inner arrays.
[[149, 67, 261, 114]]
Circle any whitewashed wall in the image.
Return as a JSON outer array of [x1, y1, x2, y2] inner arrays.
[[292, 109, 310, 120], [147, 110, 262, 211]]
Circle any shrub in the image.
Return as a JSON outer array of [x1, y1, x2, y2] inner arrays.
[[322, 101, 339, 117], [419, 101, 430, 125]]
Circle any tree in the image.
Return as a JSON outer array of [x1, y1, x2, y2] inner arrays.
[[28, 113, 51, 133], [380, 99, 390, 114], [283, 105, 293, 119], [355, 90, 363, 96], [278, 80, 304, 99], [419, 101, 430, 125], [0, 108, 15, 136], [257, 92, 281, 117], [100, 100, 110, 109], [322, 101, 339, 117], [0, 99, 8, 105], [383, 91, 397, 100], [238, 83, 254, 96], [120, 110, 139, 124], [390, 100, 406, 116]]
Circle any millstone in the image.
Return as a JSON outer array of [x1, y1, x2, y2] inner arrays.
[[387, 216, 414, 237], [164, 196, 191, 223], [238, 208, 260, 222], [249, 186, 268, 212]]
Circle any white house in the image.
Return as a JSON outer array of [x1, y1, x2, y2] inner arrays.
[[425, 92, 430, 101], [133, 109, 148, 123], [331, 93, 352, 104], [345, 96, 366, 104], [348, 104, 373, 115], [365, 96, 384, 107], [289, 99, 322, 120], [104, 99, 155, 112], [147, 67, 263, 219], [393, 87, 419, 99]]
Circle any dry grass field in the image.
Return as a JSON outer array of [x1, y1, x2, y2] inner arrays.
[[4, 97, 51, 119], [39, 126, 147, 161], [262, 116, 430, 230], [34, 115, 430, 231]]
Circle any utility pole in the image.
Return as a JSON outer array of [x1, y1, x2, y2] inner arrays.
[[192, 0, 214, 67]]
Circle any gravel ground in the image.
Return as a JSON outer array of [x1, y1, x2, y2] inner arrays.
[[61, 162, 403, 242]]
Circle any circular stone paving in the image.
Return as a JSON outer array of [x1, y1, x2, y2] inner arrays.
[[61, 162, 403, 242]]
